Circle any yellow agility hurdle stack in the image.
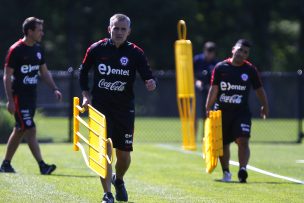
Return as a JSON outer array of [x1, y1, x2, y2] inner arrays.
[[203, 110, 223, 173], [73, 97, 113, 178], [174, 20, 196, 150]]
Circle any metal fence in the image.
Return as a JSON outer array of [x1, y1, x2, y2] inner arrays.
[[0, 69, 303, 143]]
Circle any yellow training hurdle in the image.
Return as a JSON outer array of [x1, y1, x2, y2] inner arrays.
[[203, 110, 223, 173], [73, 97, 113, 178]]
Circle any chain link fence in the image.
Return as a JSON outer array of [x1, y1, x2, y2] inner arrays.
[[0, 69, 303, 144]]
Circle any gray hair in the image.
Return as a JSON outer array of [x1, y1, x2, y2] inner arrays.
[[109, 14, 131, 28]]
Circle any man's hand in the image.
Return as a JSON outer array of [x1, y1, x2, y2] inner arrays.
[[145, 79, 156, 91], [205, 108, 211, 118], [82, 91, 91, 108], [260, 105, 269, 119], [195, 80, 203, 91], [255, 87, 269, 119], [6, 99, 15, 114], [54, 89, 62, 101]]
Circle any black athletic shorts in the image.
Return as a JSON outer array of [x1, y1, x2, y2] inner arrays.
[[92, 100, 135, 151], [221, 108, 251, 145], [13, 95, 36, 130]]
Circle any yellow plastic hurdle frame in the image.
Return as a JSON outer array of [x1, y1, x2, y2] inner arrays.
[[203, 110, 223, 173], [73, 97, 113, 178], [174, 20, 196, 150]]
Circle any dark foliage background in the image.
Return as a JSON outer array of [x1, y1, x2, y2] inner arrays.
[[1, 0, 303, 71]]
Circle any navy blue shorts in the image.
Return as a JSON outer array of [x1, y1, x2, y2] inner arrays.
[[221, 109, 251, 145], [92, 100, 135, 151], [13, 95, 36, 130]]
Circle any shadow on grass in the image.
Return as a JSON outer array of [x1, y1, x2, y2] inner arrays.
[[214, 179, 302, 185]]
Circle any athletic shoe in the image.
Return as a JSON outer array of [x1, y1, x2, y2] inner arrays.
[[101, 192, 114, 203], [238, 167, 248, 183], [111, 173, 128, 202], [40, 163, 56, 175], [222, 171, 232, 182], [0, 161, 16, 173]]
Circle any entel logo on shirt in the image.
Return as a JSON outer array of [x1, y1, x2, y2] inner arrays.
[[220, 81, 246, 91], [21, 64, 40, 74], [98, 63, 129, 76]]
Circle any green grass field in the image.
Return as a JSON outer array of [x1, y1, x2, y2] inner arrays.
[[33, 116, 300, 143], [0, 143, 303, 202], [0, 116, 303, 202]]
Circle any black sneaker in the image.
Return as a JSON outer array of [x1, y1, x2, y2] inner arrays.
[[0, 160, 16, 173], [238, 167, 248, 183], [101, 192, 114, 203], [40, 163, 56, 175], [111, 174, 128, 202]]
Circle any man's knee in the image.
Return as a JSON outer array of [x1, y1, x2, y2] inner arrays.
[[116, 150, 131, 162], [236, 137, 249, 147], [24, 127, 36, 136], [12, 127, 27, 137]]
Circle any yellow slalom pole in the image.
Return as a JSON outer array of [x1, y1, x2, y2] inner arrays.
[[73, 97, 80, 151], [174, 20, 196, 150]]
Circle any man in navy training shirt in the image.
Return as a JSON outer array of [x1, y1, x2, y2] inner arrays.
[[193, 41, 219, 136], [205, 39, 269, 183], [1, 17, 62, 175], [79, 13, 156, 203]]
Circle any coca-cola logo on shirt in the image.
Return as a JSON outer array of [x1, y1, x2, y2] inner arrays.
[[219, 93, 243, 104], [98, 79, 126, 92], [23, 74, 38, 85]]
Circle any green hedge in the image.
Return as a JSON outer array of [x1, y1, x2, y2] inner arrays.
[[0, 107, 14, 143]]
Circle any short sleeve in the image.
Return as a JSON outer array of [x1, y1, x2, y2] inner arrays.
[[39, 47, 46, 65], [210, 65, 220, 86], [5, 47, 18, 69]]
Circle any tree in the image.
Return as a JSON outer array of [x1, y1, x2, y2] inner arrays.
[[0, 0, 303, 71]]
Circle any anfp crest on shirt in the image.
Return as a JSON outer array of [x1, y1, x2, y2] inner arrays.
[[241, 73, 248, 81], [36, 52, 42, 60], [120, 56, 129, 66]]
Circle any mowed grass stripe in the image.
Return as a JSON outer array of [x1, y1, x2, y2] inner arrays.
[[128, 144, 221, 202], [130, 144, 303, 203], [1, 143, 304, 202], [0, 173, 87, 203], [33, 116, 300, 143]]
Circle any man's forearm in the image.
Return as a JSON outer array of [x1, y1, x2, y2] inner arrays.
[[41, 71, 58, 90], [256, 87, 268, 108], [3, 75, 13, 102], [205, 85, 218, 111], [82, 90, 90, 98]]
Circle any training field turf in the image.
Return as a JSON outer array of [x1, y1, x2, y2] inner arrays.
[[0, 116, 303, 202], [0, 143, 303, 202], [33, 116, 300, 143]]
